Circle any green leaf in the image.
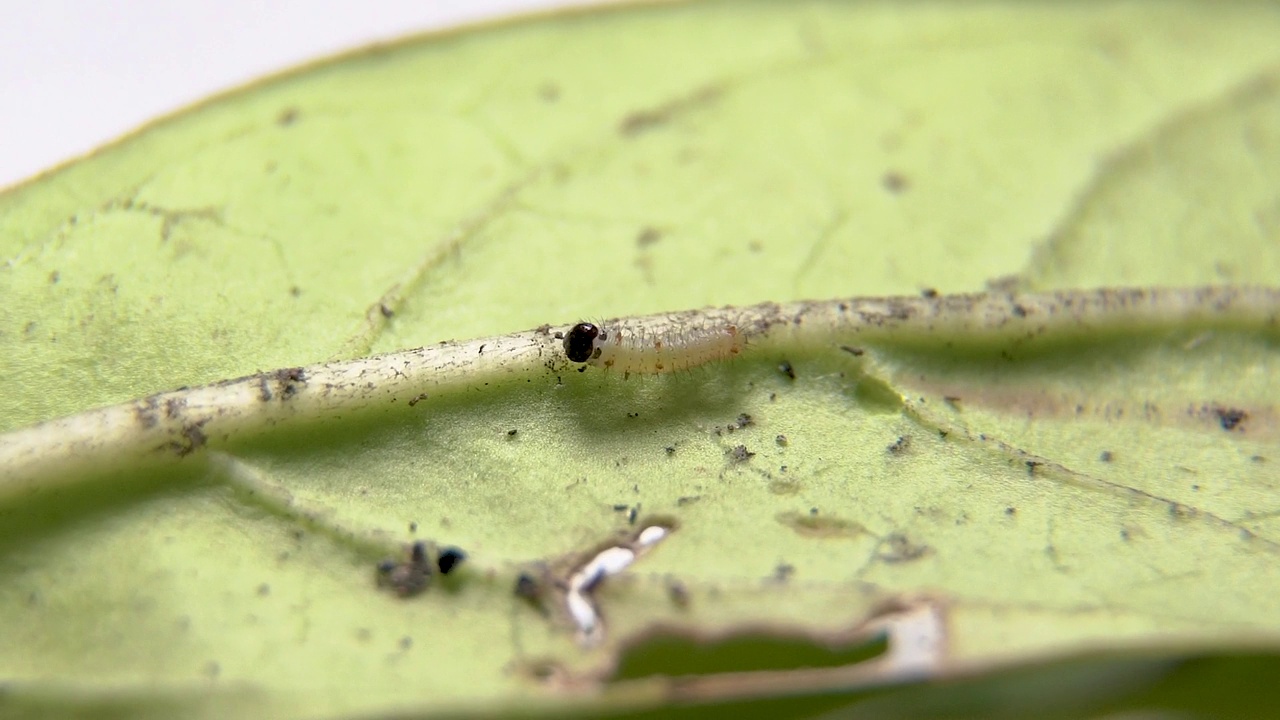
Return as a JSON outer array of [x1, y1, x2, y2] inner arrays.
[[3, 1, 1280, 717]]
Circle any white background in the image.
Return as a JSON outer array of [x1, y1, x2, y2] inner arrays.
[[0, 1, 616, 190]]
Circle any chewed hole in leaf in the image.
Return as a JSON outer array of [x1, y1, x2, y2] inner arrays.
[[608, 627, 890, 682]]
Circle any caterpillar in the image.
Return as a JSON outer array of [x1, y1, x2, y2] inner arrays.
[[562, 318, 745, 376]]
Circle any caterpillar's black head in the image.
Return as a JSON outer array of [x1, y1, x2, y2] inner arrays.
[[563, 322, 601, 363]]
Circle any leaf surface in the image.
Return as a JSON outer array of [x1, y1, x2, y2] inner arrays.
[[2, 1, 1280, 717]]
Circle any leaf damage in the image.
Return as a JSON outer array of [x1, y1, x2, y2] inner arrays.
[[532, 596, 949, 702]]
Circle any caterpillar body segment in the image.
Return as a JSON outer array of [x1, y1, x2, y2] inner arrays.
[[563, 317, 745, 376]]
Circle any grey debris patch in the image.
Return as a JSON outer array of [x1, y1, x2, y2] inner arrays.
[[886, 435, 912, 454], [1211, 405, 1248, 432], [377, 541, 434, 598], [876, 532, 933, 564], [271, 367, 307, 400], [376, 541, 468, 598]]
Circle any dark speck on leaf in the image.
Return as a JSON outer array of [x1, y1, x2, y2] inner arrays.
[[636, 227, 662, 247], [514, 573, 542, 602], [1215, 407, 1247, 431], [882, 171, 909, 194], [667, 578, 690, 608], [436, 547, 466, 575], [778, 360, 796, 380]]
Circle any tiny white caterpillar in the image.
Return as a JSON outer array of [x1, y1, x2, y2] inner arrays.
[[562, 318, 745, 376]]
